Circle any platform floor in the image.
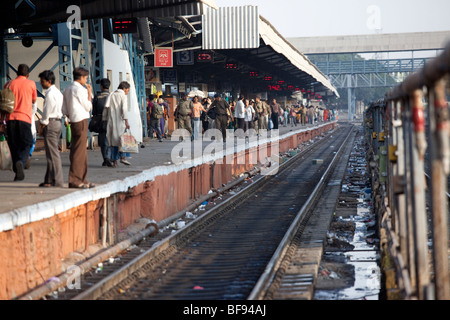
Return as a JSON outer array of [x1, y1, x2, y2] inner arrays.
[[0, 123, 322, 214]]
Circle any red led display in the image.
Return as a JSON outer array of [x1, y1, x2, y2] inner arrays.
[[267, 85, 301, 92], [112, 18, 138, 34], [225, 63, 238, 69], [267, 85, 282, 91], [197, 52, 212, 62]]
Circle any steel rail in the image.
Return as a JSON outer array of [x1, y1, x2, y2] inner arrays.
[[69, 127, 339, 300], [248, 124, 354, 300]]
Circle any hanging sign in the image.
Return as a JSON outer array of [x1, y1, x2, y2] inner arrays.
[[155, 47, 173, 68], [177, 51, 194, 65]]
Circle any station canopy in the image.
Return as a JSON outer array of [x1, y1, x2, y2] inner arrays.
[[4, 0, 338, 98], [3, 0, 217, 28], [145, 6, 339, 98]]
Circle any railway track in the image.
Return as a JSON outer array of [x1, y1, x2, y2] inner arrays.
[[32, 123, 355, 300]]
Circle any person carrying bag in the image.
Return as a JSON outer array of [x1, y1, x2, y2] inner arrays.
[[0, 133, 12, 170], [104, 81, 132, 166], [119, 129, 139, 154]]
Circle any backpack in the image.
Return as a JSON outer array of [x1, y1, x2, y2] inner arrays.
[[207, 106, 216, 119], [90, 92, 109, 133], [152, 103, 164, 119], [0, 82, 15, 114]]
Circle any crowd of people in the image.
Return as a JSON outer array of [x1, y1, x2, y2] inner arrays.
[[146, 93, 334, 142], [0, 64, 135, 188], [0, 65, 334, 188]]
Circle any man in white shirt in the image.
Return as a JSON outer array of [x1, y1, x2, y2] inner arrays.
[[38, 70, 64, 187], [235, 95, 246, 137], [62, 67, 94, 189]]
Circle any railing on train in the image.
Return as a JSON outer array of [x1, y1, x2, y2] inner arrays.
[[364, 41, 450, 300]]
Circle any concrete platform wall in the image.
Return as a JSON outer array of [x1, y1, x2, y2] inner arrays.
[[0, 123, 336, 299]]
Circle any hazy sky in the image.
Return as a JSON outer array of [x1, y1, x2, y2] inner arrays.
[[213, 0, 450, 38]]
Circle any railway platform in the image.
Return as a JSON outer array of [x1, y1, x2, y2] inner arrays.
[[0, 121, 337, 299], [0, 123, 325, 214]]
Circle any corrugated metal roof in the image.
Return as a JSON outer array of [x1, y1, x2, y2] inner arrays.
[[202, 6, 260, 50], [5, 0, 218, 28], [138, 18, 153, 53], [201, 7, 338, 97], [258, 16, 339, 97]]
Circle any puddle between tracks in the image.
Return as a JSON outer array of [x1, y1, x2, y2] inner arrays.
[[314, 129, 381, 300], [314, 203, 381, 300]]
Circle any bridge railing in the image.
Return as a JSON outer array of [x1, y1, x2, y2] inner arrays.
[[329, 73, 397, 89], [365, 41, 450, 300], [314, 57, 429, 75]]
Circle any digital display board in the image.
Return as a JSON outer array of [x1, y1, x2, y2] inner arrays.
[[197, 52, 213, 62], [112, 18, 138, 34], [225, 63, 238, 69]]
